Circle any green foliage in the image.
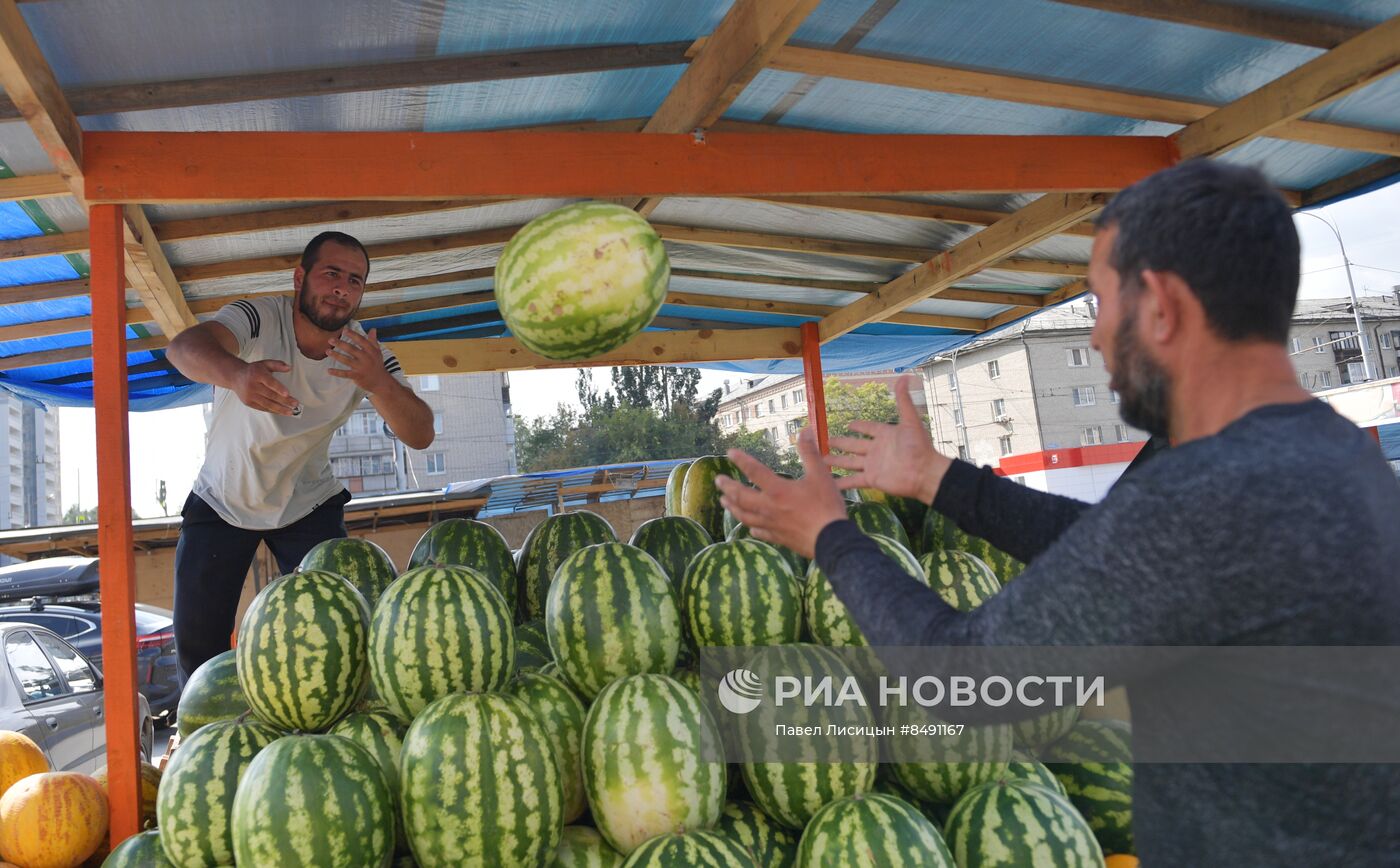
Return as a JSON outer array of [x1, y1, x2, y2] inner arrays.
[[817, 377, 901, 439]]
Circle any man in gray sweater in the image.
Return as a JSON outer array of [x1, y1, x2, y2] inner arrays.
[[717, 159, 1400, 864]]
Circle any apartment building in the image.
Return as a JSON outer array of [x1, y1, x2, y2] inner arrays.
[[715, 370, 928, 451], [0, 396, 60, 530]]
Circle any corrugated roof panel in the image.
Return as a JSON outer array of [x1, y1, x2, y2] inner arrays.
[[1219, 138, 1390, 190], [423, 67, 685, 131], [435, 0, 730, 53], [650, 196, 977, 250]]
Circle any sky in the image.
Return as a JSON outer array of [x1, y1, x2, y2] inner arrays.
[[57, 180, 1400, 517]]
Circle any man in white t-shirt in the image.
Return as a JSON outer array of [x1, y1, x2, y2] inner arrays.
[[166, 231, 434, 680]]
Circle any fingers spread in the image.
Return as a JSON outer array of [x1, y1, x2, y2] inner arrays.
[[896, 374, 921, 425], [823, 452, 865, 472], [845, 420, 885, 438], [726, 449, 780, 489], [828, 435, 871, 455]]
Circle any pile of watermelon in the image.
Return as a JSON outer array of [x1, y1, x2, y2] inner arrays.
[[135, 466, 1134, 868]]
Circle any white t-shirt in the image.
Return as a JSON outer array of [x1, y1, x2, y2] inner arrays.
[[192, 295, 407, 530]]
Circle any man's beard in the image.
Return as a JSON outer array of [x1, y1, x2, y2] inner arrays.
[[298, 289, 355, 332], [1112, 293, 1173, 438]]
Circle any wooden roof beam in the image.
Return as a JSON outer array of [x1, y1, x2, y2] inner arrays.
[[1047, 0, 1366, 50], [751, 195, 1099, 238], [150, 200, 512, 242], [664, 290, 984, 331], [0, 172, 66, 201], [1300, 157, 1400, 207]]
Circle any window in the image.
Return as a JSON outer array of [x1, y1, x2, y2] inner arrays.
[[991, 398, 1007, 418], [1384, 332, 1394, 349], [953, 408, 964, 427], [1290, 337, 1302, 354], [1067, 347, 1090, 367], [947, 374, 958, 391], [999, 435, 1013, 456], [1072, 386, 1096, 407], [419, 375, 440, 392], [786, 419, 803, 437], [1345, 362, 1367, 384], [1314, 336, 1327, 353], [1114, 424, 1129, 443], [425, 453, 447, 475], [1319, 371, 1332, 387], [359, 413, 379, 435], [794, 388, 805, 404], [779, 394, 787, 410], [768, 399, 776, 414], [753, 403, 762, 418], [1330, 330, 1360, 351], [1081, 426, 1104, 446], [987, 360, 1001, 379], [1363, 333, 1373, 350], [433, 412, 445, 435], [957, 445, 970, 461], [5, 632, 63, 702], [1109, 390, 1120, 405], [35, 633, 96, 693]]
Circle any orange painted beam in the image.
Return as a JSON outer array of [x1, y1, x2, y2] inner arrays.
[[91, 203, 141, 847], [801, 322, 829, 455], [83, 131, 1176, 203]]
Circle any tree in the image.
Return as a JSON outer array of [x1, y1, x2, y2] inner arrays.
[[722, 426, 802, 476], [63, 504, 98, 525], [798, 378, 901, 440]]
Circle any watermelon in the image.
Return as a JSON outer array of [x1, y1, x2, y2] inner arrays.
[[726, 524, 807, 578], [516, 617, 553, 672], [329, 709, 409, 852], [1045, 721, 1134, 856], [629, 516, 713, 584], [919, 550, 1001, 612], [999, 751, 1067, 797], [157, 718, 282, 867], [943, 778, 1104, 867], [856, 489, 927, 550], [680, 539, 802, 649], [872, 770, 949, 829], [583, 674, 727, 854], [846, 502, 910, 549], [554, 826, 625, 868], [664, 462, 692, 517], [618, 829, 754, 866], [919, 512, 1024, 583], [408, 518, 517, 612], [298, 536, 397, 609], [736, 645, 878, 830], [176, 649, 248, 739], [680, 456, 741, 540], [796, 792, 954, 868], [545, 542, 681, 700], [102, 830, 173, 867], [518, 510, 618, 620], [804, 535, 924, 647], [369, 564, 515, 722], [504, 671, 589, 824], [887, 711, 1012, 805], [714, 801, 797, 868], [1013, 705, 1081, 754], [231, 734, 394, 868], [236, 570, 370, 732], [495, 201, 669, 360], [401, 692, 564, 867]]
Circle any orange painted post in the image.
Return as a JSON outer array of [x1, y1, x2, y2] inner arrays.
[[90, 203, 141, 847], [801, 322, 829, 455]]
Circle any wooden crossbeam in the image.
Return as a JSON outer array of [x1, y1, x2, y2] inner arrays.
[[671, 268, 884, 293], [752, 195, 1099, 238], [632, 0, 822, 216], [0, 172, 66, 201], [1301, 157, 1400, 207], [387, 326, 803, 375], [819, 193, 1106, 341], [1173, 14, 1400, 159], [664, 290, 984, 330], [1048, 0, 1366, 49], [0, 42, 692, 121], [0, 335, 166, 373], [984, 279, 1088, 330], [0, 229, 85, 260], [84, 131, 1177, 203], [0, 277, 88, 306], [150, 200, 509, 242]]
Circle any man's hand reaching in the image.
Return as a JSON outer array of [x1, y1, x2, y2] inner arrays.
[[716, 426, 848, 560], [232, 359, 300, 416], [825, 374, 953, 505]]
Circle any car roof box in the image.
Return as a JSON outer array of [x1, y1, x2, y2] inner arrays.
[[0, 557, 100, 603]]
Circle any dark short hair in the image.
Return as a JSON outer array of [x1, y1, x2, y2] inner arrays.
[[300, 231, 370, 278], [1094, 159, 1299, 343]]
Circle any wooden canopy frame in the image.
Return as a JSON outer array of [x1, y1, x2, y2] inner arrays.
[[0, 0, 1396, 849]]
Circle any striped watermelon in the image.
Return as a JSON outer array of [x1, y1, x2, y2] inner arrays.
[[919, 550, 1001, 612], [680, 456, 741, 540], [232, 734, 394, 868], [518, 510, 618, 620], [920, 512, 1025, 583], [726, 524, 808, 578], [401, 692, 564, 866], [157, 718, 282, 867], [872, 769, 949, 829], [583, 674, 727, 854], [714, 801, 797, 868], [856, 489, 927, 550], [330, 709, 409, 853], [408, 518, 517, 613], [555, 825, 625, 868], [176, 649, 248, 738], [796, 792, 954, 868], [1013, 705, 1081, 754], [681, 540, 802, 649], [504, 671, 589, 823], [664, 462, 692, 517], [1000, 751, 1068, 797], [846, 502, 911, 549], [103, 829, 173, 867], [495, 201, 670, 360], [737, 645, 878, 830], [619, 829, 754, 867], [545, 542, 681, 699], [887, 711, 1012, 805], [1045, 721, 1133, 856], [805, 535, 925, 647], [298, 536, 397, 609], [943, 778, 1104, 867], [369, 564, 515, 722], [629, 516, 713, 584], [515, 617, 553, 672], [236, 570, 370, 732]]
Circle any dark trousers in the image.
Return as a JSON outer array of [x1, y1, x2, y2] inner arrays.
[[173, 490, 351, 683]]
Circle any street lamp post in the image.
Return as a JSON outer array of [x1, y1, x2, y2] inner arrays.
[[1296, 210, 1375, 383]]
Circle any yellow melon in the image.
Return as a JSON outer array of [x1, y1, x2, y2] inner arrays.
[[91, 761, 161, 830], [0, 732, 49, 799], [0, 772, 109, 868]]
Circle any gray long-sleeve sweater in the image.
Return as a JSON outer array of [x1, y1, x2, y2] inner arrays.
[[815, 400, 1400, 866]]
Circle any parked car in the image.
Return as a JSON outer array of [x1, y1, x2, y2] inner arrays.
[[0, 558, 179, 723], [0, 622, 153, 773]]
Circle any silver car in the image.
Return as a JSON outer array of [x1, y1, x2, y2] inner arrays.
[[0, 622, 153, 773]]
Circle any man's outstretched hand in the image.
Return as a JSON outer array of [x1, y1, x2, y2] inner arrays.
[[826, 374, 953, 505], [716, 426, 847, 560]]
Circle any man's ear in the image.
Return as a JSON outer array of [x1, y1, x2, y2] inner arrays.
[[293, 266, 305, 293], [1139, 269, 1190, 347]]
